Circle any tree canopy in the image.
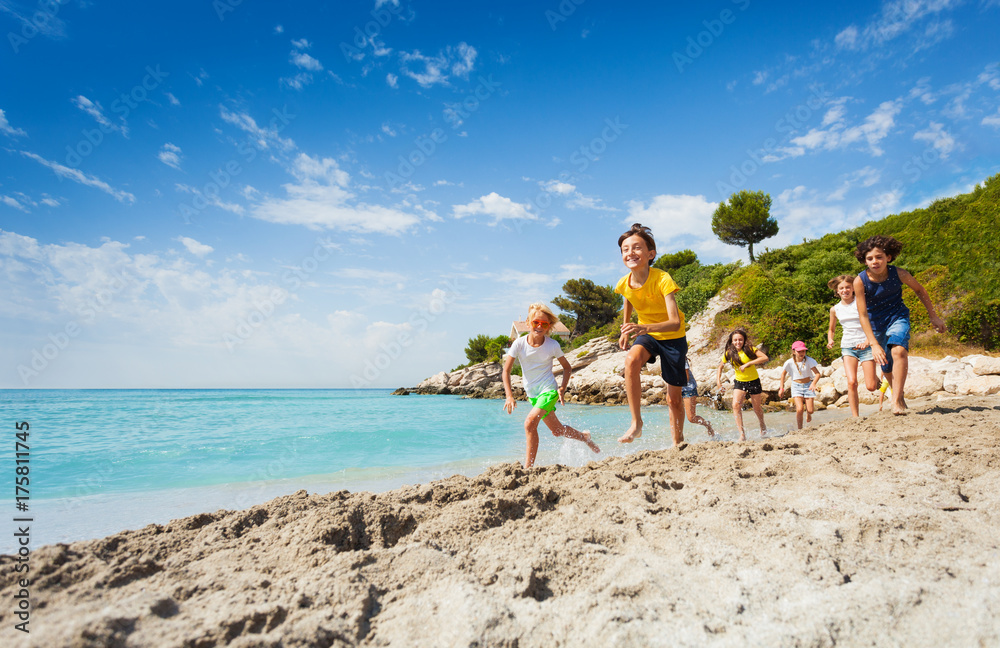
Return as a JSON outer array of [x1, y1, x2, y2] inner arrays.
[[711, 190, 778, 263], [552, 278, 622, 337], [463, 334, 510, 365]]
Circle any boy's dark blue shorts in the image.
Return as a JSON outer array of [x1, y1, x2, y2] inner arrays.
[[633, 334, 688, 387]]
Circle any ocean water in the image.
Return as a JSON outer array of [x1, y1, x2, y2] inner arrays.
[[0, 389, 858, 553]]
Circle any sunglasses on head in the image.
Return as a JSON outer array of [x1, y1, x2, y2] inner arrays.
[[531, 319, 551, 329]]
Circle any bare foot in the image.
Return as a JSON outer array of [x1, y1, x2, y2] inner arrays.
[[705, 422, 715, 438], [760, 428, 767, 437], [738, 432, 746, 442], [582, 431, 601, 454], [892, 401, 908, 415], [618, 422, 642, 443]]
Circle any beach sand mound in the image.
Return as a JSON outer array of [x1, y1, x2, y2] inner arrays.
[[4, 396, 1000, 647]]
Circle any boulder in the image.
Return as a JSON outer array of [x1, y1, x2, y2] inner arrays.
[[955, 375, 1000, 396], [970, 356, 1000, 376], [902, 368, 944, 398]]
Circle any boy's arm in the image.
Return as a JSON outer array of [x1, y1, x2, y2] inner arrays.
[[618, 299, 634, 349], [853, 276, 884, 365], [827, 307, 838, 348], [898, 269, 947, 333], [556, 356, 572, 405]]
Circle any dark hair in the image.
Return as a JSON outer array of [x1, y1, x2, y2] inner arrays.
[[618, 223, 656, 266], [854, 235, 903, 264], [724, 328, 759, 367], [827, 274, 856, 291]]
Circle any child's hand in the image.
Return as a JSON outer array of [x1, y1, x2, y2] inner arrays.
[[855, 341, 870, 350], [826, 339, 834, 349], [503, 397, 516, 414], [778, 387, 784, 398], [930, 316, 946, 333], [872, 343, 886, 367], [618, 330, 630, 350], [557, 387, 567, 406]]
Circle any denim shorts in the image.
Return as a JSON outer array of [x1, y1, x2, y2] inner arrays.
[[681, 374, 698, 398], [873, 318, 911, 373], [790, 381, 816, 399], [841, 346, 874, 362], [634, 334, 688, 387]]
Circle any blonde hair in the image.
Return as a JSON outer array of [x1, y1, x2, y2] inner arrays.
[[827, 274, 856, 291], [527, 302, 558, 325]]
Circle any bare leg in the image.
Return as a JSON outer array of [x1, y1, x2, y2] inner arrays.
[[620, 345, 651, 442], [861, 359, 880, 392], [751, 393, 767, 436], [843, 356, 860, 417], [665, 384, 684, 446], [794, 396, 804, 429], [890, 345, 908, 414], [732, 389, 747, 442], [543, 412, 600, 454], [523, 408, 543, 468], [805, 397, 814, 424], [685, 396, 715, 437]]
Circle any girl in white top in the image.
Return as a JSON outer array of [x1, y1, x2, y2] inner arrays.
[[502, 303, 600, 468], [826, 274, 881, 417], [778, 341, 820, 429]]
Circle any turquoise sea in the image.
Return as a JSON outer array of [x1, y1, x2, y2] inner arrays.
[[0, 389, 854, 554]]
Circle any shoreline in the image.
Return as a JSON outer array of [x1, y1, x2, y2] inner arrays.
[[3, 394, 998, 646]]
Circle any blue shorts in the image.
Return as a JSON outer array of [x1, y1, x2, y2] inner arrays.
[[681, 374, 698, 398], [873, 318, 910, 374], [790, 382, 816, 399], [841, 346, 874, 362], [633, 334, 688, 387]]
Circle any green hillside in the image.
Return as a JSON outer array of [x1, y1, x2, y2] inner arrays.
[[706, 172, 1000, 361]]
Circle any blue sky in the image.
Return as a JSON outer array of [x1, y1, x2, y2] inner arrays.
[[1, 0, 998, 388]]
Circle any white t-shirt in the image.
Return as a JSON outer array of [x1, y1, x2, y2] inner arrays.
[[506, 335, 564, 399], [782, 356, 818, 382], [834, 299, 867, 348]]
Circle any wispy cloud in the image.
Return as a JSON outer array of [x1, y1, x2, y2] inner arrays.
[[913, 121, 957, 158], [1, 195, 29, 212], [626, 195, 717, 240], [175, 183, 244, 214], [72, 95, 127, 137], [789, 99, 901, 156], [0, 108, 27, 137], [834, 0, 962, 51], [398, 42, 477, 87], [219, 105, 296, 151], [20, 151, 136, 204], [158, 143, 183, 169]]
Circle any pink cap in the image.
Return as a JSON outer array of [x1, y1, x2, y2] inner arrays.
[[791, 340, 807, 351]]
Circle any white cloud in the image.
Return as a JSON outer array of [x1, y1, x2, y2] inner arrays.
[[177, 236, 214, 257], [291, 51, 323, 71], [398, 42, 477, 88], [0, 109, 27, 137], [827, 166, 881, 201], [274, 24, 284, 34], [1, 195, 28, 212], [281, 72, 313, 90], [175, 184, 244, 215], [913, 121, 956, 158], [625, 195, 717, 241], [835, 0, 962, 51], [41, 197, 60, 207], [386, 73, 398, 88], [291, 38, 311, 49], [71, 95, 126, 137], [541, 180, 575, 195], [381, 122, 397, 137], [158, 143, 183, 169], [166, 92, 181, 106], [790, 99, 901, 156], [20, 151, 136, 204], [983, 108, 1000, 128], [452, 192, 535, 225], [219, 106, 296, 151], [250, 153, 423, 233]]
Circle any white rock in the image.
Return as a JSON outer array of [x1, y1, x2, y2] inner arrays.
[[903, 370, 944, 398], [955, 375, 1000, 396], [970, 356, 1000, 376]]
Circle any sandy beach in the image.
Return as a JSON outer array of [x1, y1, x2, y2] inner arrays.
[[3, 394, 999, 647]]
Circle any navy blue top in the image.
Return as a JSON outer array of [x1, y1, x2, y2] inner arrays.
[[858, 265, 909, 331]]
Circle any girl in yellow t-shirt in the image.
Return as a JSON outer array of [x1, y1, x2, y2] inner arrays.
[[715, 328, 769, 441]]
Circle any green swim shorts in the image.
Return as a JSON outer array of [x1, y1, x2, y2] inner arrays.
[[529, 389, 559, 418]]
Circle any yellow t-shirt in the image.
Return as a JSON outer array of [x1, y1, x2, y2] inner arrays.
[[721, 349, 760, 382], [615, 267, 686, 341]]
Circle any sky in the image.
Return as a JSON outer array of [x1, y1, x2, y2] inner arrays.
[[1, 0, 998, 389]]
